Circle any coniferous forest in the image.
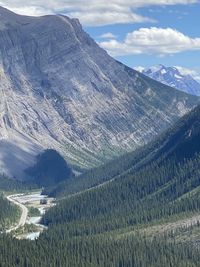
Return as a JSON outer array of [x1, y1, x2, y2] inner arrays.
[[1, 106, 200, 266], [0, 3, 200, 267], [0, 196, 19, 231]]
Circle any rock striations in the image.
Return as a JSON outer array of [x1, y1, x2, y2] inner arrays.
[[0, 7, 199, 179]]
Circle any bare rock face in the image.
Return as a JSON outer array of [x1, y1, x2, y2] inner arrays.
[[0, 7, 199, 179]]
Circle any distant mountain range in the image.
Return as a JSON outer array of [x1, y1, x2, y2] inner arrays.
[[0, 6, 199, 180], [138, 65, 200, 96]]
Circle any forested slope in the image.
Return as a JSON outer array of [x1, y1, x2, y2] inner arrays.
[[0, 195, 19, 231], [1, 232, 200, 267], [0, 174, 37, 193], [47, 105, 200, 198], [2, 106, 200, 266], [42, 106, 200, 235], [26, 149, 73, 187]]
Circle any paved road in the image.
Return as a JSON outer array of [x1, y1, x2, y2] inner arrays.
[[6, 194, 28, 233]]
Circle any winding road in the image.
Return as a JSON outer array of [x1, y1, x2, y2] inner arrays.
[[6, 194, 28, 233]]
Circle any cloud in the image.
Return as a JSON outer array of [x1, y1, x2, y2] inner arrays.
[[7, 6, 52, 16], [175, 66, 200, 82], [134, 66, 146, 72], [70, 11, 154, 26], [99, 27, 200, 56], [99, 32, 117, 39], [0, 0, 198, 26]]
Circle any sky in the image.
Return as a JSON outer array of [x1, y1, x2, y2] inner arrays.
[[1, 0, 200, 80]]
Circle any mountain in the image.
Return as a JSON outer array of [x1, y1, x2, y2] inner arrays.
[[26, 149, 73, 187], [43, 104, 200, 228], [46, 104, 200, 198], [0, 7, 199, 180], [36, 104, 200, 266], [2, 107, 200, 267], [141, 65, 200, 96]]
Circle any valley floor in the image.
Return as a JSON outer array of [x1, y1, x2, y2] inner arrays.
[[4, 192, 55, 239], [6, 194, 28, 233]]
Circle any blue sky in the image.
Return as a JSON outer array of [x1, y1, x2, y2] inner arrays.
[[1, 0, 200, 79], [85, 3, 200, 73]]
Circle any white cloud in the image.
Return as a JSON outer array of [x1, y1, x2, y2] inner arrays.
[[134, 66, 145, 72], [99, 27, 200, 56], [69, 10, 154, 26], [0, 0, 198, 26], [99, 32, 117, 39], [175, 66, 200, 82], [8, 6, 52, 16]]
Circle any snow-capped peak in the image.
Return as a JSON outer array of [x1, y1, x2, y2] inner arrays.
[[138, 65, 200, 96]]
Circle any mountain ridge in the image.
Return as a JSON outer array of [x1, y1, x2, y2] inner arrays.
[[0, 7, 199, 179], [140, 65, 200, 96]]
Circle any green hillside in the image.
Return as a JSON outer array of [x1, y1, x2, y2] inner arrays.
[[2, 106, 200, 266], [46, 105, 200, 198], [0, 195, 20, 231], [26, 149, 73, 187]]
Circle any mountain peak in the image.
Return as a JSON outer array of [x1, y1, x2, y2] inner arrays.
[[0, 6, 18, 22], [0, 6, 79, 31], [0, 5, 14, 14], [141, 65, 200, 96], [0, 6, 33, 29]]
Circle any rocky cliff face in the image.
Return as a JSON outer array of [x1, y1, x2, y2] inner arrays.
[[0, 7, 199, 179]]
